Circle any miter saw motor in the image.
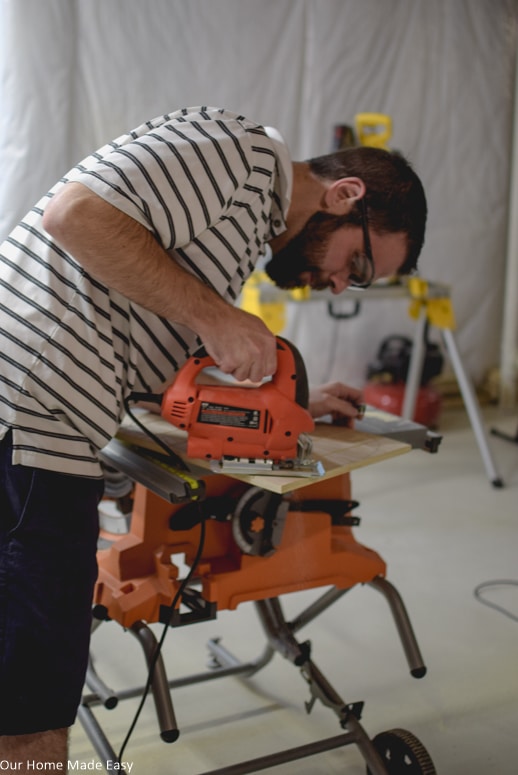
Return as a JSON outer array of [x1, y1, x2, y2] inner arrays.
[[161, 337, 324, 478], [231, 487, 288, 557]]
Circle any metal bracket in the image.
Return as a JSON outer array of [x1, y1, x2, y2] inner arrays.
[[327, 300, 361, 320], [290, 499, 361, 526], [161, 587, 218, 627]]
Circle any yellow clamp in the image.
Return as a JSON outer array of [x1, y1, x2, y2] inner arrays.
[[406, 277, 456, 330], [288, 286, 312, 302], [240, 272, 312, 333], [240, 271, 286, 334], [354, 113, 392, 150]]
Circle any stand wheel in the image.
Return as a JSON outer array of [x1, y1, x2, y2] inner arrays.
[[366, 728, 436, 775]]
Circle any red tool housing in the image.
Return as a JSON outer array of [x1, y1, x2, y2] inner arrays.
[[161, 338, 314, 462]]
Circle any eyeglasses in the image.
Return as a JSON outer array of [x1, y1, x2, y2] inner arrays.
[[348, 197, 375, 289]]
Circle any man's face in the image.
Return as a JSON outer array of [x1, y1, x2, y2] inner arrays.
[[265, 210, 408, 294]]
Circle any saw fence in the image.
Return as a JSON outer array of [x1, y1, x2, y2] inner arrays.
[[78, 416, 437, 774]]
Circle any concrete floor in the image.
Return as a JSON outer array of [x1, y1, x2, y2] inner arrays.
[[69, 405, 518, 774]]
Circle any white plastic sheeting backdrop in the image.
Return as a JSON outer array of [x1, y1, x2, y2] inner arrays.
[[0, 0, 516, 389]]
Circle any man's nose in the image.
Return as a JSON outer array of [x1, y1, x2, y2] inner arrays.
[[329, 273, 348, 294]]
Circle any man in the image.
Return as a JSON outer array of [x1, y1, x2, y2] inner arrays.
[[0, 106, 426, 767]]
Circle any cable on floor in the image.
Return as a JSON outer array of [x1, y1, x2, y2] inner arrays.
[[473, 579, 518, 623]]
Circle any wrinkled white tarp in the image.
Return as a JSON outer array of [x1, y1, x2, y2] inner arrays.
[[0, 0, 516, 387]]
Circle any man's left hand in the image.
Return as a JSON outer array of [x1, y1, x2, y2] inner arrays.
[[308, 382, 364, 425]]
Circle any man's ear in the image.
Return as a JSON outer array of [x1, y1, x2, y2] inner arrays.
[[323, 177, 366, 215]]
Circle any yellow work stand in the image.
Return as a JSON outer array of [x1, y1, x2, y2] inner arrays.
[[402, 278, 503, 488], [242, 275, 504, 488]]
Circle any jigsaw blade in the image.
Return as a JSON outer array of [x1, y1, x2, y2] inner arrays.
[[209, 456, 325, 478]]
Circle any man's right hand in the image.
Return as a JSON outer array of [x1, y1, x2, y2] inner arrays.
[[198, 306, 277, 383]]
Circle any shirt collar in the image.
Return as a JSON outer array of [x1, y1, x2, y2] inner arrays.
[[265, 126, 292, 228]]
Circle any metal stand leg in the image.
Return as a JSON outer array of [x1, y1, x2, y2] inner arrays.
[[79, 620, 180, 766], [77, 704, 119, 765], [80, 582, 432, 774], [251, 597, 390, 775], [368, 576, 426, 678], [440, 328, 504, 487], [401, 302, 503, 487], [83, 655, 119, 710], [402, 312, 428, 420], [83, 617, 118, 710], [130, 621, 179, 743]]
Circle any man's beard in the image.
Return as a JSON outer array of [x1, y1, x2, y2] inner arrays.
[[265, 210, 358, 290]]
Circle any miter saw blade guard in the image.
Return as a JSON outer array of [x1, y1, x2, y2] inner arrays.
[[161, 337, 324, 477]]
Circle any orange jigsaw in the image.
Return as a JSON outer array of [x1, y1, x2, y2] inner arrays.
[[160, 337, 323, 476]]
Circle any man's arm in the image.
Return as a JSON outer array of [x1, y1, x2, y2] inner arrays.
[[43, 183, 277, 382]]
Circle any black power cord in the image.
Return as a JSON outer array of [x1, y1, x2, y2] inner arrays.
[[117, 518, 206, 762], [114, 393, 207, 761], [123, 393, 189, 471]]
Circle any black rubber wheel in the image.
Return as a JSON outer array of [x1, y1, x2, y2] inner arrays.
[[366, 728, 436, 775]]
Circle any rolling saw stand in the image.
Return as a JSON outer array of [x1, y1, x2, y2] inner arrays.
[[79, 416, 437, 774]]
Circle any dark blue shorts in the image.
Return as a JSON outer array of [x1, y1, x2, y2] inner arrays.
[[0, 431, 103, 734]]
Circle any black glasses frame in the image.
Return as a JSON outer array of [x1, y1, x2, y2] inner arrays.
[[350, 197, 375, 289]]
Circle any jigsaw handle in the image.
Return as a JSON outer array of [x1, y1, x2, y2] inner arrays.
[[171, 337, 308, 406]]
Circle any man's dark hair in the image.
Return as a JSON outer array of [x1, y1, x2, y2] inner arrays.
[[308, 146, 427, 274]]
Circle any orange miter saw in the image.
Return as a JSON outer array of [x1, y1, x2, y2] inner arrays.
[[160, 337, 324, 477]]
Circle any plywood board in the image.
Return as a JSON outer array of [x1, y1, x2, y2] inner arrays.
[[115, 411, 411, 494]]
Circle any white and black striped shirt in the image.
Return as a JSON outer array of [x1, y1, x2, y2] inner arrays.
[[0, 107, 291, 476]]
